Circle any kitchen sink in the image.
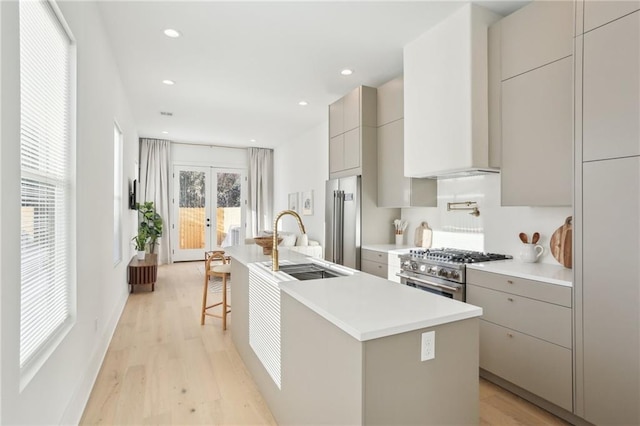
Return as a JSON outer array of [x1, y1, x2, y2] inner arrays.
[[278, 263, 346, 280]]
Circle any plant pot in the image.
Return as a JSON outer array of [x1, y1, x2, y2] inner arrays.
[[137, 250, 146, 260]]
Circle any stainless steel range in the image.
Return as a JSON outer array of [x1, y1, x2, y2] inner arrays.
[[397, 248, 512, 301]]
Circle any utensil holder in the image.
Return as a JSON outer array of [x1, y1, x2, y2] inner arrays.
[[395, 233, 403, 247]]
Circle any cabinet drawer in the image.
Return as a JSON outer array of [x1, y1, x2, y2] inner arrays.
[[468, 285, 571, 348], [361, 249, 387, 263], [467, 269, 571, 307], [479, 320, 572, 412], [361, 259, 387, 278]]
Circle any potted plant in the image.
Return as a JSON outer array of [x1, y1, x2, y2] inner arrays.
[[132, 228, 148, 260], [137, 201, 163, 254]]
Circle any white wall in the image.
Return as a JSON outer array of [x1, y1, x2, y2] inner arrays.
[[0, 2, 139, 424], [274, 122, 328, 245], [401, 173, 572, 265]]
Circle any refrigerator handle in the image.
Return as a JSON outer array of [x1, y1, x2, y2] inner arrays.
[[333, 190, 339, 263], [337, 190, 345, 265]]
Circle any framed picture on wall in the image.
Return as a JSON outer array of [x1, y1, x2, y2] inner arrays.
[[302, 190, 313, 216], [288, 192, 299, 212]]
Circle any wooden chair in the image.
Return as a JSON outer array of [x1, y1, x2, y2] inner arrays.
[[201, 250, 232, 329]]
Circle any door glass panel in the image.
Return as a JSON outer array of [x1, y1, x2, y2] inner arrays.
[[217, 172, 241, 246], [179, 171, 206, 249]]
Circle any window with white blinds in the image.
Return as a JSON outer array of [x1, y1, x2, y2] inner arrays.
[[113, 123, 123, 265], [20, 0, 75, 368]]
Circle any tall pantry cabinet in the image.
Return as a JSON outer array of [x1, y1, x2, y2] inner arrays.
[[575, 2, 640, 424]]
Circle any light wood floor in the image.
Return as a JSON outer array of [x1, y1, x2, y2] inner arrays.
[[81, 261, 569, 425]]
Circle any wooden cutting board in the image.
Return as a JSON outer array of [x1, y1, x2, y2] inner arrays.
[[414, 222, 433, 248], [550, 216, 572, 268]]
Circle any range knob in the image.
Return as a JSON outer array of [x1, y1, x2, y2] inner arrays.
[[402, 260, 411, 269], [411, 261, 418, 271], [439, 269, 451, 279], [419, 264, 427, 272], [450, 271, 460, 280], [428, 266, 438, 275]]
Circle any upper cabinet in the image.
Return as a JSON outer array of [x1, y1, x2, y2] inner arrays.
[[500, 0, 573, 80], [583, 10, 640, 161], [498, 0, 574, 206], [376, 76, 437, 208], [403, 4, 500, 178], [328, 86, 377, 179], [582, 0, 640, 34]]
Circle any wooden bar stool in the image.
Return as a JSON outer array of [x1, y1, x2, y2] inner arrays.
[[201, 251, 232, 329]]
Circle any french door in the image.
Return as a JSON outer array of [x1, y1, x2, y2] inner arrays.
[[171, 165, 245, 262]]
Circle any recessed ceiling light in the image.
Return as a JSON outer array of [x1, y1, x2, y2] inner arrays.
[[162, 131, 169, 134], [250, 139, 257, 143], [162, 79, 175, 85], [298, 101, 308, 106], [341, 69, 353, 76], [163, 28, 182, 38]]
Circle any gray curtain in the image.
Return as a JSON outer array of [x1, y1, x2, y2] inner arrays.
[[139, 138, 172, 264], [247, 148, 274, 237]]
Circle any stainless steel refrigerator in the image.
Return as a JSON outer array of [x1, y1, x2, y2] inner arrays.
[[325, 175, 361, 269]]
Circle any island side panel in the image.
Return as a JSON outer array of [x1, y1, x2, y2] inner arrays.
[[363, 318, 480, 425], [229, 259, 285, 419], [280, 292, 364, 425]]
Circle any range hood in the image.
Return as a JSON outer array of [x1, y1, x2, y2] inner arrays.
[[403, 4, 501, 179], [422, 167, 500, 180]]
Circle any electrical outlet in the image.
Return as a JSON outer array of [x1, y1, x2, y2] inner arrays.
[[421, 331, 435, 361]]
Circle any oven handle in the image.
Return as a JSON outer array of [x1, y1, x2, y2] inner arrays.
[[396, 273, 461, 293]]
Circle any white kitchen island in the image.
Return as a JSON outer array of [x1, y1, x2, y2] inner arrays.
[[226, 245, 482, 425]]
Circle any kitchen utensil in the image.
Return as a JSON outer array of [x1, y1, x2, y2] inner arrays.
[[519, 232, 529, 244], [414, 222, 433, 248], [519, 243, 544, 263], [532, 232, 540, 244], [550, 216, 572, 268]]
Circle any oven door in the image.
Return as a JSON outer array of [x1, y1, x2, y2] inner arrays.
[[397, 271, 465, 302]]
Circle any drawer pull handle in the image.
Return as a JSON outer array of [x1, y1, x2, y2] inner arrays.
[[507, 333, 514, 338], [507, 280, 514, 284], [507, 297, 514, 302]]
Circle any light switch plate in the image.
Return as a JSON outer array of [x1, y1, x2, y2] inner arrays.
[[421, 331, 435, 361]]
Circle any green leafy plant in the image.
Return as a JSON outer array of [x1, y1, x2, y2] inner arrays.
[[137, 201, 163, 254], [132, 227, 148, 251]]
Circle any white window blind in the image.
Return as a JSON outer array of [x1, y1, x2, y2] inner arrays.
[[113, 123, 123, 265], [20, 0, 74, 368]]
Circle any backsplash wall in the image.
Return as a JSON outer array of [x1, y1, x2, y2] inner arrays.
[[401, 173, 572, 265]]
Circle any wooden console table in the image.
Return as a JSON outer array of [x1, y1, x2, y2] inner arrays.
[[127, 253, 158, 293]]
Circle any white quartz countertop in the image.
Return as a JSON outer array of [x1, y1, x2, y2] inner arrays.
[[361, 244, 419, 255], [225, 244, 312, 265], [227, 245, 482, 342], [467, 260, 573, 287], [279, 276, 481, 341]]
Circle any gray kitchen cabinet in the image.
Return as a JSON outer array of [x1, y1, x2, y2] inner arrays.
[[583, 0, 640, 34], [376, 76, 403, 126], [328, 86, 376, 179], [329, 97, 344, 138], [361, 249, 388, 279], [467, 269, 573, 412], [501, 56, 573, 206], [478, 321, 573, 412], [377, 119, 437, 208], [488, 21, 502, 168], [583, 11, 639, 162], [376, 76, 437, 208], [500, 0, 573, 81], [581, 157, 640, 425]]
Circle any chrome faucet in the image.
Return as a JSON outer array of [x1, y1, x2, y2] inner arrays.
[[272, 209, 307, 271]]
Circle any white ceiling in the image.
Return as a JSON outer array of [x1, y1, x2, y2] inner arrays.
[[98, 1, 528, 148]]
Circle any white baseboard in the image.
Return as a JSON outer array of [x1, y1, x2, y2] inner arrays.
[[60, 289, 129, 425]]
